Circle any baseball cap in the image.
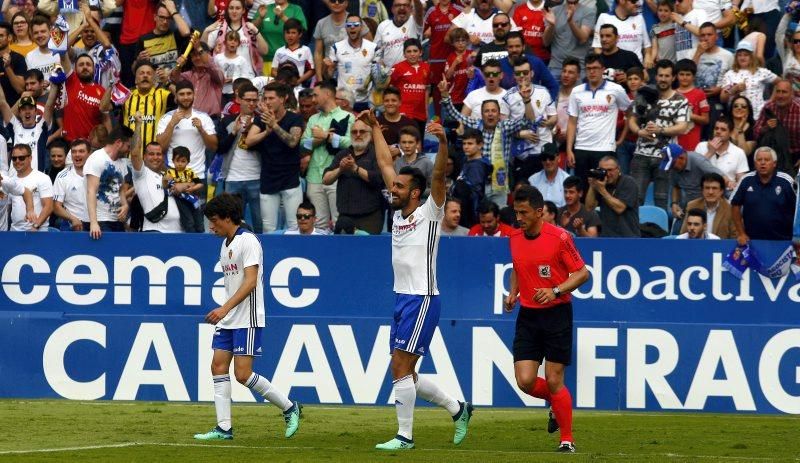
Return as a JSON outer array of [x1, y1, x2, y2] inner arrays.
[[18, 96, 35, 108], [660, 143, 685, 171], [735, 40, 755, 53]]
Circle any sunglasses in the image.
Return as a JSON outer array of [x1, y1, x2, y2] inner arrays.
[[11, 155, 30, 161], [514, 70, 530, 76], [484, 71, 501, 77], [330, 0, 346, 3], [345, 21, 361, 28], [493, 22, 509, 28], [296, 213, 314, 220], [793, 39, 800, 44], [351, 129, 370, 134]]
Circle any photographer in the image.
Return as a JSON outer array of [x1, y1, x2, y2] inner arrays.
[[628, 59, 690, 210], [584, 155, 640, 237]]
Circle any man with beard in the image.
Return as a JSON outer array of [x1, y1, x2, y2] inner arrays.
[[592, 0, 651, 62], [374, 0, 424, 70], [85, 126, 132, 239], [53, 139, 91, 231], [61, 52, 113, 143], [450, 0, 506, 48], [597, 24, 643, 88], [676, 208, 720, 239], [0, 21, 26, 107], [0, 78, 58, 172], [25, 15, 58, 79], [498, 32, 558, 99], [361, 110, 473, 451], [473, 12, 512, 66], [440, 197, 469, 236], [122, 60, 173, 147], [70, 3, 121, 89], [322, 118, 385, 234], [325, 14, 378, 112]]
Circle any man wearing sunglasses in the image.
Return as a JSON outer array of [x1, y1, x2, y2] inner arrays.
[[499, 31, 558, 99], [473, 12, 513, 67], [592, 0, 651, 63], [284, 201, 330, 235], [312, 0, 369, 85], [449, 0, 509, 48], [375, 0, 424, 69], [7, 143, 52, 231], [325, 14, 377, 112]]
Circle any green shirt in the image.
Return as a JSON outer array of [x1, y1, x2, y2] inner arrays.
[[301, 107, 354, 184], [258, 4, 307, 61]]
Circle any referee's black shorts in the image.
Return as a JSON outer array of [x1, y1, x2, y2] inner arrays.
[[513, 302, 573, 365]]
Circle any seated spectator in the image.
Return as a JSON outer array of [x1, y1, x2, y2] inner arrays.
[[753, 79, 800, 174], [333, 216, 370, 235], [679, 173, 736, 238], [440, 197, 469, 236], [394, 125, 433, 196], [729, 95, 757, 164], [731, 146, 797, 243], [662, 143, 724, 225], [676, 208, 720, 239], [52, 139, 90, 232], [166, 146, 204, 233], [585, 155, 640, 237], [468, 200, 515, 236], [443, 27, 473, 111], [694, 117, 748, 193], [558, 175, 600, 237], [8, 143, 50, 231], [285, 201, 331, 235], [462, 59, 509, 118], [543, 200, 557, 225], [528, 144, 569, 207]]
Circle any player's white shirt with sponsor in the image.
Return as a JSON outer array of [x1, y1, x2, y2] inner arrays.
[[391, 197, 444, 295], [131, 164, 182, 232], [10, 169, 52, 231], [9, 116, 47, 172], [53, 166, 88, 222], [451, 10, 514, 47], [567, 80, 631, 151], [591, 13, 651, 62], [375, 17, 422, 69], [506, 84, 556, 149], [25, 48, 59, 78], [218, 229, 266, 329], [329, 38, 378, 103]]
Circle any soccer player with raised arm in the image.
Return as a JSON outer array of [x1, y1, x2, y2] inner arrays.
[[194, 193, 301, 440], [360, 110, 473, 450]]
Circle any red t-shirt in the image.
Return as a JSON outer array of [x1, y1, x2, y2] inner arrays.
[[468, 222, 515, 237], [677, 87, 709, 151], [513, 3, 549, 62], [445, 50, 472, 104], [509, 222, 585, 309], [120, 0, 157, 45], [390, 60, 430, 122], [63, 73, 105, 142], [425, 4, 462, 60]]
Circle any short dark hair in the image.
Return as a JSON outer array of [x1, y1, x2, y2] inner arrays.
[[232, 77, 253, 94], [264, 81, 291, 99], [283, 18, 304, 34], [11, 143, 31, 157], [316, 80, 337, 95], [0, 21, 12, 36], [699, 21, 716, 31], [296, 200, 316, 215], [49, 138, 69, 153], [482, 58, 502, 71], [562, 57, 580, 73], [511, 55, 531, 69], [585, 53, 604, 67], [626, 66, 645, 79], [174, 80, 195, 93], [70, 138, 91, 152], [399, 125, 421, 142], [76, 53, 95, 65], [655, 59, 676, 75], [686, 208, 707, 223], [675, 58, 697, 75], [563, 175, 583, 192], [398, 166, 427, 198], [172, 146, 191, 161], [599, 23, 619, 36], [237, 83, 259, 98], [544, 200, 557, 215], [701, 172, 726, 190], [658, 0, 675, 9], [477, 200, 500, 217], [204, 193, 243, 223], [403, 37, 422, 50], [133, 59, 156, 74], [461, 128, 483, 144], [24, 69, 44, 82], [714, 115, 734, 130], [481, 99, 501, 111], [31, 15, 50, 28], [505, 30, 524, 44], [513, 185, 545, 209], [107, 126, 130, 144], [383, 86, 401, 99], [445, 196, 461, 207]]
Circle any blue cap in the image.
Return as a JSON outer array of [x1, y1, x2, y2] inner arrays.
[[660, 143, 685, 171]]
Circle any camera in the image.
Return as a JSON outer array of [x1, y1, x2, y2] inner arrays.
[[634, 85, 659, 125], [587, 168, 607, 181]]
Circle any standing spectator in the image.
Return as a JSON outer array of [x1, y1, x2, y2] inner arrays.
[[440, 197, 470, 236], [731, 146, 796, 242], [171, 42, 225, 119], [450, 0, 505, 48], [8, 143, 51, 231], [245, 82, 305, 233], [70, 3, 121, 89], [777, 10, 800, 94], [592, 0, 652, 62], [374, 0, 424, 70], [203, 0, 269, 78], [0, 84, 58, 172], [271, 19, 315, 87], [443, 28, 473, 110], [499, 32, 558, 97], [25, 15, 58, 79], [325, 14, 378, 112], [628, 59, 690, 209], [693, 22, 732, 136], [425, 0, 462, 115], [322, 119, 385, 234], [394, 125, 433, 194], [390, 38, 430, 132], [136, 0, 192, 85], [313, 0, 369, 84], [741, 0, 782, 60], [693, 0, 735, 35], [118, 0, 157, 86], [754, 79, 800, 171], [253, 0, 307, 76], [213, 31, 256, 105], [512, 0, 548, 62], [721, 40, 779, 118], [647, 0, 677, 68], [661, 143, 724, 223], [676, 208, 721, 238], [554, 57, 580, 162], [695, 117, 749, 191], [597, 24, 644, 89], [60, 53, 112, 143], [122, 60, 173, 148], [468, 200, 515, 236], [473, 12, 512, 67], [542, 0, 595, 77], [297, 88, 317, 123], [376, 86, 415, 156], [729, 95, 758, 161], [9, 13, 35, 57], [44, 139, 66, 186], [672, 0, 708, 61], [166, 146, 205, 232], [462, 59, 508, 117], [456, 128, 491, 217], [528, 149, 569, 207], [542, 200, 558, 224], [585, 155, 641, 237], [675, 59, 710, 150], [0, 21, 27, 107], [566, 54, 631, 189], [284, 201, 331, 235], [558, 175, 600, 237], [85, 127, 131, 239], [53, 139, 90, 232], [301, 80, 354, 230], [679, 172, 737, 238]]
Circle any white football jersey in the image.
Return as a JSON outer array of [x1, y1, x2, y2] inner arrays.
[[391, 197, 444, 295], [53, 166, 88, 222], [375, 17, 422, 69], [218, 228, 265, 329]]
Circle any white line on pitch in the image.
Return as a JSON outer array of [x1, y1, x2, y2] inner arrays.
[[0, 443, 139, 455]]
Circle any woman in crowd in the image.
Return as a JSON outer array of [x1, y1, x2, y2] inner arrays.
[[8, 12, 34, 56], [721, 40, 779, 118], [202, 0, 269, 78], [728, 95, 757, 168]]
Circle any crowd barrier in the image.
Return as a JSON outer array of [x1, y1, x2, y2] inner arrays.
[[0, 233, 798, 413]]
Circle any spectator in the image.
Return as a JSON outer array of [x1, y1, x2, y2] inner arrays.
[[322, 119, 385, 234], [0, 84, 58, 172], [0, 21, 26, 107], [679, 172, 737, 238], [468, 200, 515, 236], [462, 59, 509, 118], [253, 0, 307, 76], [754, 79, 800, 173], [558, 175, 600, 237], [53, 139, 90, 232], [271, 19, 315, 88], [499, 32, 558, 98], [285, 201, 331, 235], [9, 13, 34, 57], [130, 123, 182, 233], [118, 0, 157, 86], [171, 41, 225, 119], [8, 143, 51, 231], [0, 168, 35, 231], [585, 155, 640, 237], [443, 27, 473, 110], [374, 0, 424, 70], [425, 0, 462, 115], [661, 143, 724, 224], [695, 116, 749, 192], [390, 38, 430, 132], [629, 59, 690, 209], [136, 0, 191, 85], [449, 0, 502, 49], [376, 86, 415, 158], [203, 0, 268, 79], [512, 0, 548, 62], [157, 80, 218, 194], [692, 0, 735, 36], [23, 69, 46, 121], [85, 127, 131, 239], [542, 200, 558, 224], [592, 0, 651, 62], [676, 208, 720, 238], [245, 82, 304, 233], [732, 146, 797, 242], [542, 0, 595, 77], [25, 15, 57, 79], [721, 40, 778, 118], [554, 57, 580, 159], [777, 11, 800, 95], [745, 0, 782, 60], [671, 0, 707, 61], [440, 196, 469, 236], [325, 14, 377, 112], [213, 31, 257, 105], [473, 12, 512, 67], [566, 53, 631, 189], [61, 53, 113, 143], [70, 3, 121, 89], [121, 60, 173, 147], [394, 125, 433, 194], [597, 24, 644, 88], [616, 67, 645, 175], [457, 127, 492, 215], [297, 88, 317, 123], [647, 0, 677, 68], [166, 146, 204, 232], [301, 80, 354, 230], [675, 59, 710, 150], [313, 0, 368, 84], [44, 139, 66, 185], [528, 146, 569, 207], [729, 95, 758, 162], [693, 22, 732, 135]]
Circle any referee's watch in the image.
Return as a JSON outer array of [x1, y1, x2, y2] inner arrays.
[[552, 286, 562, 297]]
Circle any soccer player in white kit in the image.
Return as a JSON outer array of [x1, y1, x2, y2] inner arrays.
[[194, 193, 301, 440], [360, 110, 473, 450]]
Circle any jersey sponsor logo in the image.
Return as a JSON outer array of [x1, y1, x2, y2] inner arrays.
[[539, 264, 551, 278], [228, 250, 233, 259], [776, 186, 782, 195], [394, 337, 406, 345], [233, 346, 244, 353], [402, 83, 427, 91], [222, 263, 238, 272], [77, 90, 101, 107]]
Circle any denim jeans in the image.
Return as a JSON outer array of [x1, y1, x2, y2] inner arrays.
[[630, 154, 668, 210], [616, 140, 636, 176], [260, 185, 304, 232], [225, 180, 263, 234]]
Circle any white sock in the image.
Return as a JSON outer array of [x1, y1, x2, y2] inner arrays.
[[213, 374, 232, 431], [415, 376, 461, 416], [393, 374, 416, 441], [245, 373, 293, 412]]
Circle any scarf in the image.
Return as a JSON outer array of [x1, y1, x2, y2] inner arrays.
[[488, 124, 507, 193]]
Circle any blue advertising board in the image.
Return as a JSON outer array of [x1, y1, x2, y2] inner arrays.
[[0, 233, 798, 413]]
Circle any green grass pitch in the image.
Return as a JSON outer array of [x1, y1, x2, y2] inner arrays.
[[0, 400, 797, 462]]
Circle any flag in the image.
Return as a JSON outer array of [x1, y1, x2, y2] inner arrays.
[[48, 15, 69, 55]]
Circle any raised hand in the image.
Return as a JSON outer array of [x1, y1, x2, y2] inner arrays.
[[426, 121, 446, 142]]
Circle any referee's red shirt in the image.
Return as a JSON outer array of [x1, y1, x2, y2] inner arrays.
[[509, 223, 585, 309]]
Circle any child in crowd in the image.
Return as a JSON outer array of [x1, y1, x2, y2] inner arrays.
[[166, 147, 205, 233], [646, 0, 677, 69], [271, 19, 314, 87], [444, 27, 473, 111], [394, 125, 434, 197], [617, 67, 646, 174], [457, 128, 491, 218], [214, 30, 256, 106], [675, 59, 710, 150], [390, 38, 431, 134]]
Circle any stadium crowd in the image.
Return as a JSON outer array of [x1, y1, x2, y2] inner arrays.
[[0, 0, 797, 243]]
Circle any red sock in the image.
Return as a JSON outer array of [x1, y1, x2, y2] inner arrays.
[[527, 377, 551, 401], [550, 386, 573, 443]]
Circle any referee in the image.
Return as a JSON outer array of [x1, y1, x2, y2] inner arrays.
[[504, 185, 589, 453]]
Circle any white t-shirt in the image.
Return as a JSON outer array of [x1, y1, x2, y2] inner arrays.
[[675, 9, 708, 61], [83, 148, 128, 222], [157, 109, 216, 179], [374, 17, 422, 69], [132, 164, 182, 233], [329, 38, 378, 103], [9, 116, 48, 172], [451, 10, 500, 47], [591, 13, 651, 62], [284, 227, 330, 235], [463, 87, 509, 117], [10, 170, 52, 231], [693, 0, 732, 24], [739, 0, 779, 14], [391, 197, 444, 295], [25, 48, 59, 78], [676, 231, 721, 239], [226, 141, 261, 182], [567, 80, 631, 151], [217, 229, 266, 329], [214, 54, 256, 95], [696, 48, 734, 90], [207, 25, 258, 75], [694, 141, 749, 184], [0, 174, 24, 231], [505, 85, 556, 154], [720, 67, 779, 118], [272, 45, 315, 80], [52, 166, 88, 222]]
